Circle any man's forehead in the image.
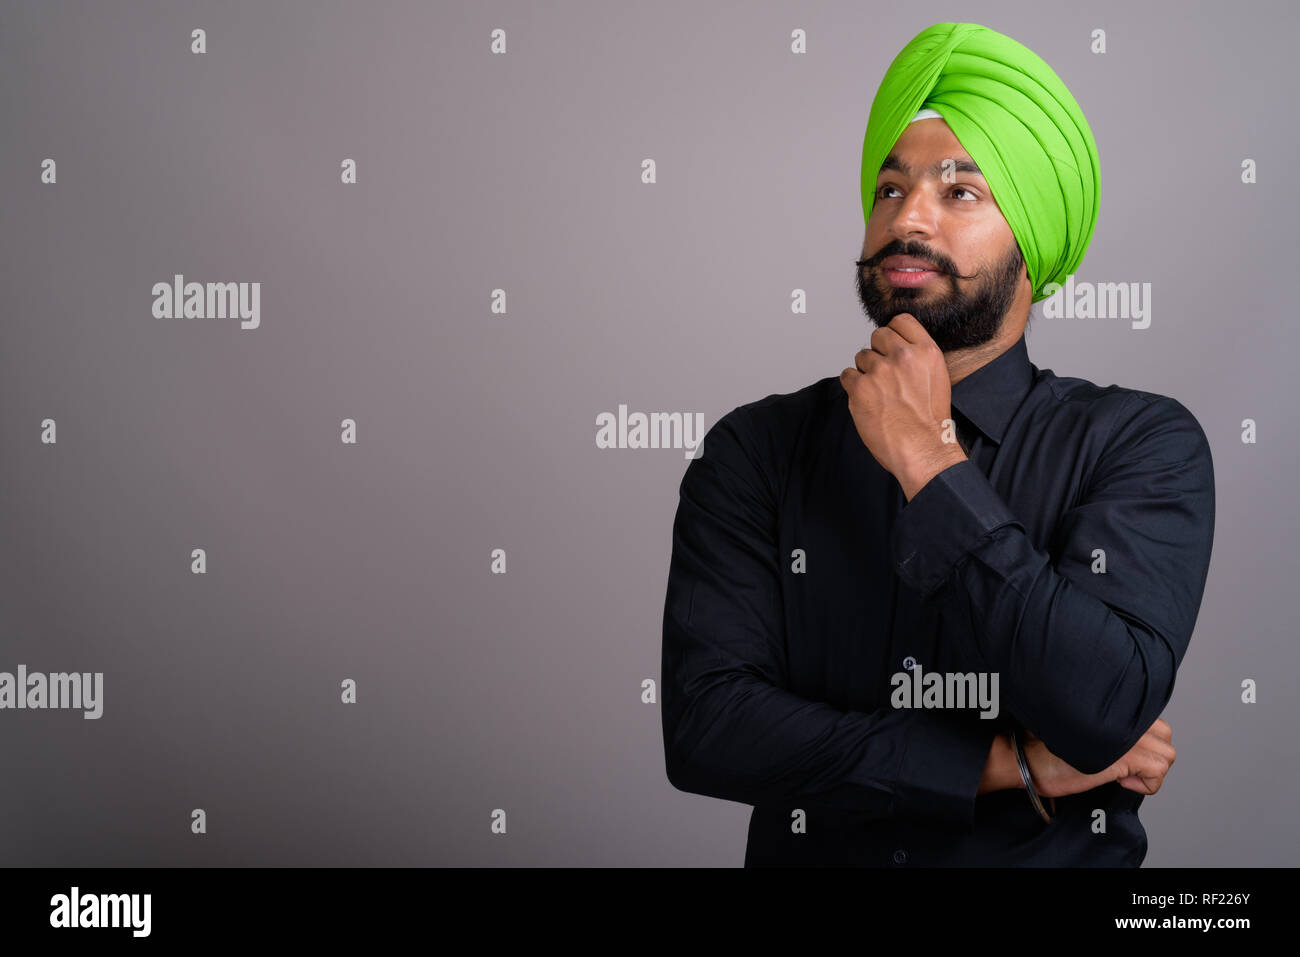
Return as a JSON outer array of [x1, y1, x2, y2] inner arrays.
[[891, 118, 967, 154], [878, 122, 982, 178]]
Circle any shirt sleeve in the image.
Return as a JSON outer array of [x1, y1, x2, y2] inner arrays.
[[891, 393, 1215, 774], [661, 406, 997, 830]]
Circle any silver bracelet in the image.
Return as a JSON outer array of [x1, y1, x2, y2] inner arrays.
[[1009, 727, 1056, 823]]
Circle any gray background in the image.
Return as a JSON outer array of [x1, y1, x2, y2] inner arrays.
[[0, 0, 1295, 866]]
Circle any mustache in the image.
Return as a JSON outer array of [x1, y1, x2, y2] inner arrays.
[[856, 242, 978, 281]]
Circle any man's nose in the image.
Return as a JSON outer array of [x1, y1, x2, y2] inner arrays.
[[889, 185, 940, 241]]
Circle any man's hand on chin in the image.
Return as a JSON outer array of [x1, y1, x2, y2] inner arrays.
[[839, 313, 968, 501]]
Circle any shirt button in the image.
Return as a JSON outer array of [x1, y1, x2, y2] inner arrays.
[[902, 656, 917, 671], [892, 849, 908, 864]]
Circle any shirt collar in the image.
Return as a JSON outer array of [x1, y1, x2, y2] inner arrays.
[[949, 333, 1034, 445]]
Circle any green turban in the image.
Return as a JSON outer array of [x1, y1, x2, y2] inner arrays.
[[860, 22, 1100, 302]]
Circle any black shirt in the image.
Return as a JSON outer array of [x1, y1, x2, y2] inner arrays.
[[659, 332, 1215, 866]]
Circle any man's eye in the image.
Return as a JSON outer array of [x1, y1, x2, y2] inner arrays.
[[876, 185, 901, 199], [951, 186, 978, 201]]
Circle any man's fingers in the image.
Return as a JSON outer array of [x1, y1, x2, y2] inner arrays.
[[882, 312, 926, 344], [1148, 717, 1173, 742], [853, 346, 882, 374], [870, 324, 907, 355], [1115, 741, 1175, 796], [1118, 775, 1160, 795], [1137, 735, 1177, 766]]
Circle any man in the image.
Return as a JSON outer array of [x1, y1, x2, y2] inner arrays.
[[659, 22, 1214, 866]]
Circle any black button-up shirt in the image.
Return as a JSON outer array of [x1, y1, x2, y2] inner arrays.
[[660, 332, 1215, 866]]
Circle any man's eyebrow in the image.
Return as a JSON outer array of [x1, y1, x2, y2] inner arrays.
[[878, 153, 983, 178]]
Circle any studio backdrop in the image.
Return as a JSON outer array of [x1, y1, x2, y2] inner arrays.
[[0, 0, 1295, 866]]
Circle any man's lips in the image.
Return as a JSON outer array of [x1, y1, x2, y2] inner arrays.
[[877, 255, 944, 288]]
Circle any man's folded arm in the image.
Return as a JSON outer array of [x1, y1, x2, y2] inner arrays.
[[661, 409, 997, 830], [892, 394, 1215, 774]]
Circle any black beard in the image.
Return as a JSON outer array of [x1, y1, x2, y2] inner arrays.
[[855, 240, 1024, 352]]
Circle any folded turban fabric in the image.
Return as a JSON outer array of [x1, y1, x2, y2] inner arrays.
[[860, 23, 1101, 302]]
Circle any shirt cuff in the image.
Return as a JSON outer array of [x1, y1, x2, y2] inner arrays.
[[891, 459, 1019, 598], [892, 709, 998, 830]]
